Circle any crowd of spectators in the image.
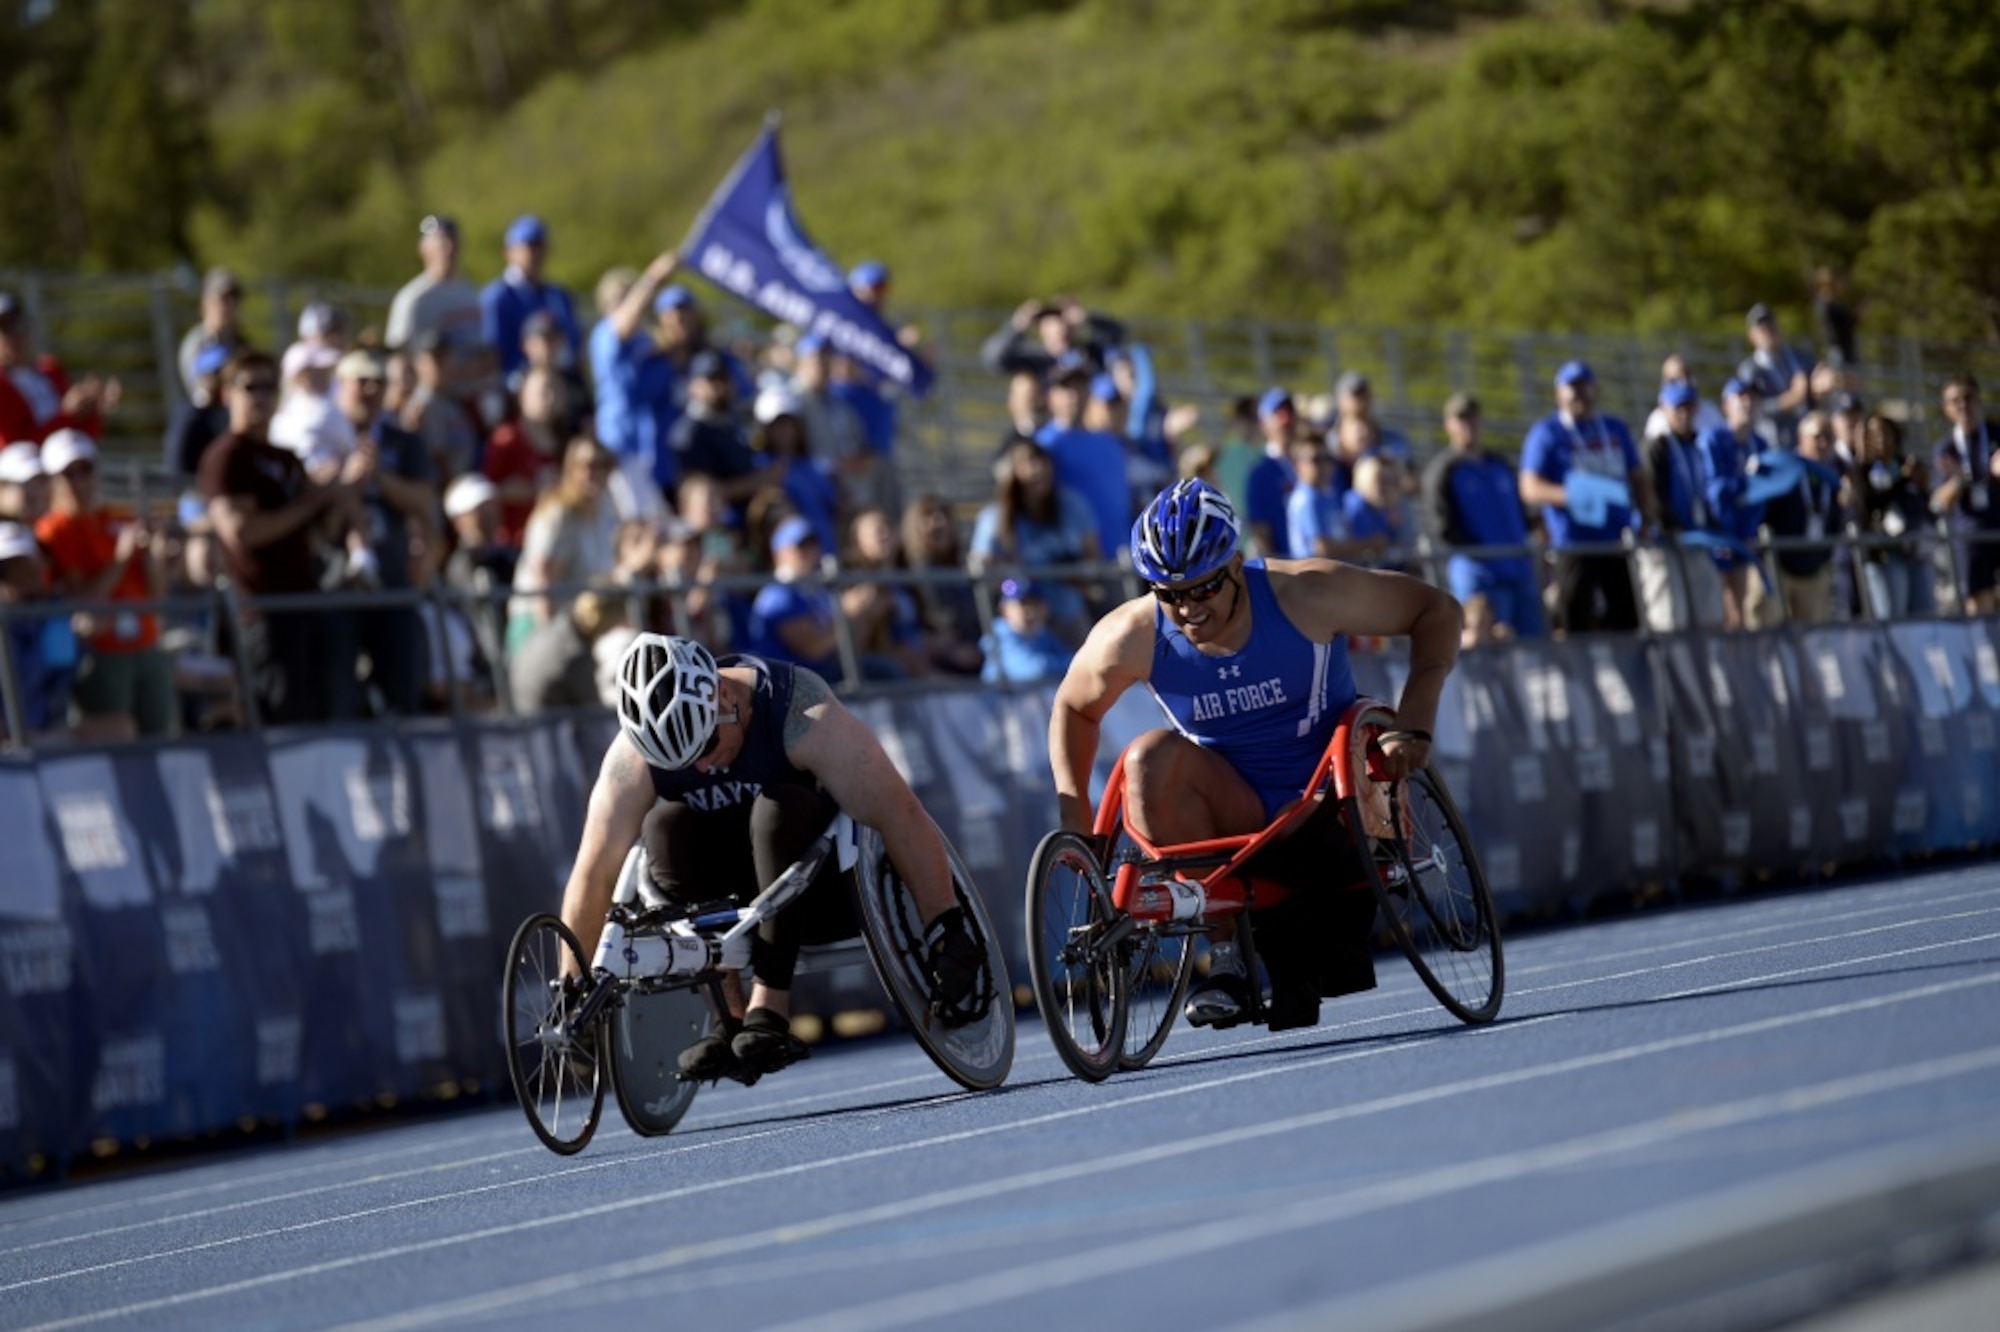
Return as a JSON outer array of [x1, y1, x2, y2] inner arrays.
[[1, 233, 1995, 745]]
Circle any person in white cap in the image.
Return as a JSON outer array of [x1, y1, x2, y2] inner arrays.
[[0, 441, 50, 526], [440, 472, 516, 662], [35, 428, 174, 738]]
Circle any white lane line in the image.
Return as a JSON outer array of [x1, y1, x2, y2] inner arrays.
[[21, 967, 1997, 1331], [758, 1046, 2000, 1332]]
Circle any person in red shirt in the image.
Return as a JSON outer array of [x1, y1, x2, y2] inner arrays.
[[481, 364, 568, 547], [0, 293, 119, 445], [35, 429, 174, 738]]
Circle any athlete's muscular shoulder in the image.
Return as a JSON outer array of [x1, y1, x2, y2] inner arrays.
[[782, 665, 838, 750], [1055, 596, 1154, 716], [1267, 557, 1449, 642]]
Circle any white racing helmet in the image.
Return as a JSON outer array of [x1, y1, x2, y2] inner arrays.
[[615, 633, 720, 770]]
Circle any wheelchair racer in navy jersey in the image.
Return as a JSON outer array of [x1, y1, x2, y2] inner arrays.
[[1050, 479, 1463, 1030], [558, 634, 984, 1082]]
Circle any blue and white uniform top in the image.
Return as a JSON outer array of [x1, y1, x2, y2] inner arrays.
[[1145, 560, 1355, 820], [647, 654, 820, 811]]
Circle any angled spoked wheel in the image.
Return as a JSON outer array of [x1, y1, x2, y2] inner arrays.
[[852, 821, 1016, 1092], [503, 913, 605, 1155], [1100, 820, 1195, 1070], [1353, 769, 1504, 1024], [1025, 830, 1128, 1082]]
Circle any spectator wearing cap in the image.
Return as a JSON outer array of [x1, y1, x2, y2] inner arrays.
[[1760, 410, 1844, 625], [198, 351, 367, 725], [0, 522, 74, 744], [1244, 387, 1301, 558], [332, 348, 436, 714], [750, 385, 841, 554], [400, 329, 482, 482], [269, 339, 355, 472], [508, 436, 619, 652], [1034, 352, 1135, 561], [790, 331, 882, 513], [166, 342, 234, 478], [980, 295, 1126, 380], [980, 577, 1073, 685], [285, 302, 350, 377], [1930, 375, 2000, 615], [387, 215, 484, 353], [35, 429, 175, 738], [0, 441, 52, 527], [0, 292, 118, 446], [841, 259, 927, 446], [515, 308, 590, 428], [441, 472, 516, 667], [177, 268, 248, 407], [746, 517, 843, 679], [670, 350, 764, 506], [1332, 372, 1414, 473], [1698, 379, 1768, 632], [1641, 354, 1727, 443], [969, 437, 1098, 641], [1638, 380, 1725, 632], [1518, 360, 1653, 634], [1421, 393, 1544, 642], [480, 214, 581, 378], [1736, 304, 1813, 449]]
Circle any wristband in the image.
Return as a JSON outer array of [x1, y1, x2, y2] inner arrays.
[[1379, 728, 1432, 745]]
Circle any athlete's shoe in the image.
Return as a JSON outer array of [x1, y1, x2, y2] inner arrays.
[[1184, 970, 1251, 1029], [675, 1029, 738, 1084], [730, 1007, 811, 1079]]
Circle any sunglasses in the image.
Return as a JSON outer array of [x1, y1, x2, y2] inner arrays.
[[235, 379, 279, 394], [1150, 567, 1232, 608]]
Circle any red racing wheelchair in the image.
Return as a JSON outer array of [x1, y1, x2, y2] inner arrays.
[[1026, 698, 1504, 1082]]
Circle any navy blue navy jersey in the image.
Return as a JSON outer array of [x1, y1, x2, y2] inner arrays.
[[647, 654, 820, 811], [1144, 560, 1356, 819]]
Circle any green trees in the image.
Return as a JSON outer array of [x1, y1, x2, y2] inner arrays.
[[2, 0, 1995, 344]]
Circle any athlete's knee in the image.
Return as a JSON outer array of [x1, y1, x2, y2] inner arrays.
[[1123, 729, 1196, 797]]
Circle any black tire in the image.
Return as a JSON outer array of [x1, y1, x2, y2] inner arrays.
[[607, 984, 708, 1137], [1104, 820, 1195, 1070], [1352, 769, 1504, 1024], [502, 913, 605, 1155], [852, 821, 1016, 1092], [1025, 830, 1128, 1082]]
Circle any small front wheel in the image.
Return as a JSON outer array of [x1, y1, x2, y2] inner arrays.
[[1025, 831, 1128, 1082], [503, 913, 606, 1154]]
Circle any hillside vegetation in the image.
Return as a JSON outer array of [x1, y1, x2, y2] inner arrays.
[[2, 0, 1995, 342]]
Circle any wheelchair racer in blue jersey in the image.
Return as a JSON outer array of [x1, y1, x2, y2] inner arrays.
[[1050, 479, 1463, 1030], [557, 634, 983, 1082]]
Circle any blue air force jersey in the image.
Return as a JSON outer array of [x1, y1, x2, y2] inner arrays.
[[1145, 560, 1356, 819]]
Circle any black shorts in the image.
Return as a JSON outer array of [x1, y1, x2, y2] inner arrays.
[[1241, 799, 1378, 998]]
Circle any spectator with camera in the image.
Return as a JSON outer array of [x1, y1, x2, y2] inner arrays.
[[981, 296, 1126, 380]]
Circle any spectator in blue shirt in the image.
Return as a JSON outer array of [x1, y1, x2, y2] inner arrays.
[[1699, 379, 1767, 632], [752, 386, 840, 554], [1333, 371, 1414, 471], [1036, 353, 1136, 560], [1639, 379, 1725, 632], [1245, 387, 1300, 558], [1422, 392, 1544, 642], [480, 215, 582, 379], [747, 516, 841, 676], [1518, 361, 1654, 633], [589, 255, 686, 500], [980, 577, 1074, 685], [1343, 454, 1416, 573], [1285, 436, 1351, 560], [0, 522, 73, 742]]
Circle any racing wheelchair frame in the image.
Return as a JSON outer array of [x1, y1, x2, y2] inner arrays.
[[503, 811, 1015, 1155], [1026, 697, 1504, 1082]]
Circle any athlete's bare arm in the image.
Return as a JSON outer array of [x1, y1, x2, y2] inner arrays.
[[558, 736, 657, 969], [1267, 558, 1462, 778], [782, 668, 954, 922], [1049, 596, 1156, 833]]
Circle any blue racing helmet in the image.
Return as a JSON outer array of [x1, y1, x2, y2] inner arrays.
[[1130, 479, 1240, 584]]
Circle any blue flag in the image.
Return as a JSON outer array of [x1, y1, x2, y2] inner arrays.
[[682, 118, 932, 397]]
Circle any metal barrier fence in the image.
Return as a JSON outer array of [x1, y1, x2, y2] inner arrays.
[[8, 266, 2000, 511], [4, 524, 1995, 751]]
